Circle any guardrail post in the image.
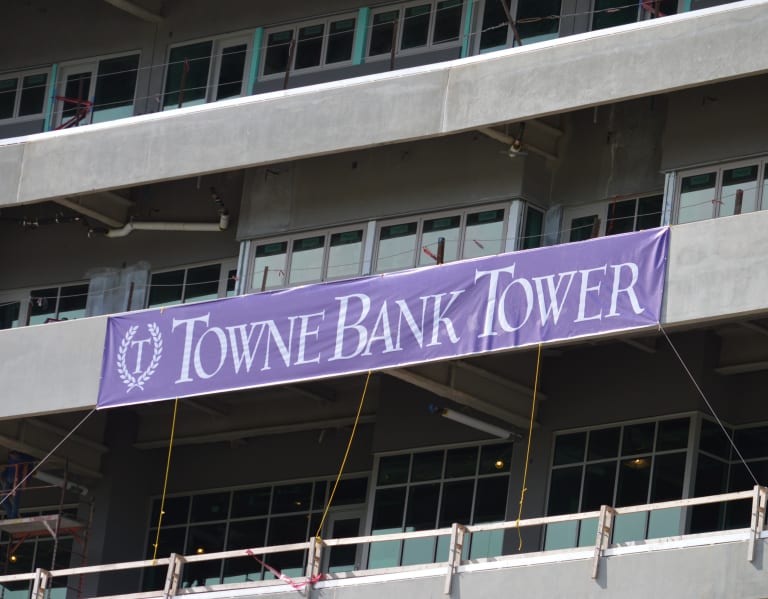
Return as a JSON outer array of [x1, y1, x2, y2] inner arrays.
[[31, 568, 51, 599], [163, 553, 185, 599], [591, 505, 615, 580], [748, 485, 767, 562], [444, 523, 466, 595], [306, 536, 322, 583]]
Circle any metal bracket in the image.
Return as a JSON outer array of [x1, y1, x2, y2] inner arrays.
[[444, 523, 467, 595], [31, 568, 51, 599], [591, 505, 616, 580], [748, 485, 767, 562], [305, 536, 322, 589], [163, 553, 185, 599]]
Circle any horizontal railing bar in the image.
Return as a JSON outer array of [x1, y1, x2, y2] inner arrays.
[[613, 490, 754, 515], [181, 541, 311, 563], [45, 557, 171, 578], [323, 527, 454, 546]]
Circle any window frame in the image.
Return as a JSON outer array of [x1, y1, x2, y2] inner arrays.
[[366, 0, 466, 60], [0, 67, 51, 123], [475, 0, 562, 54], [673, 157, 768, 225], [146, 258, 238, 309], [560, 192, 664, 243], [260, 13, 358, 80]]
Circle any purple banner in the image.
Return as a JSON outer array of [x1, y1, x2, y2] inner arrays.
[[97, 227, 669, 408]]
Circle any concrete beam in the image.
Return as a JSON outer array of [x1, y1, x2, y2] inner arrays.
[[1, 0, 767, 206], [102, 0, 163, 23]]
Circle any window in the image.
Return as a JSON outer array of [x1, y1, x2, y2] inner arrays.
[[478, 0, 561, 52], [368, 0, 464, 57], [592, 0, 639, 31], [147, 262, 236, 308], [143, 477, 368, 589], [676, 159, 768, 224], [262, 15, 357, 77], [0, 69, 49, 120], [520, 204, 544, 250], [0, 300, 20, 330], [561, 194, 662, 243], [374, 206, 508, 273], [250, 227, 365, 291], [28, 284, 89, 325], [164, 36, 250, 109], [545, 417, 691, 550], [369, 442, 514, 568]]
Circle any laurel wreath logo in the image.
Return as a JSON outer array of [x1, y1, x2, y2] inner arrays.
[[116, 323, 163, 392]]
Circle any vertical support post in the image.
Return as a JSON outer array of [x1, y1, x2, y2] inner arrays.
[[31, 568, 51, 599], [282, 39, 296, 90], [260, 266, 269, 292], [436, 237, 446, 265], [305, 537, 322, 581], [591, 506, 615, 580], [460, 0, 474, 58], [734, 189, 744, 215], [748, 485, 767, 562], [444, 523, 466, 595], [177, 59, 189, 109], [43, 64, 58, 132], [163, 553, 184, 599], [497, 0, 522, 47], [248, 28, 264, 95], [389, 16, 399, 71], [352, 8, 370, 65]]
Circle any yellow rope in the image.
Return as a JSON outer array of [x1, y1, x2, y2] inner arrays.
[[314, 371, 372, 542], [517, 343, 542, 551], [152, 398, 179, 563]]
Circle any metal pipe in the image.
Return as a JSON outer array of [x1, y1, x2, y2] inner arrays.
[[105, 212, 229, 238], [56, 198, 124, 229]]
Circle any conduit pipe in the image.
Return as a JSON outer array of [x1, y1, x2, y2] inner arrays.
[[105, 212, 230, 238], [56, 197, 125, 229]]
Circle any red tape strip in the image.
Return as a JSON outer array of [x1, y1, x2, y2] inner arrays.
[[246, 549, 323, 590]]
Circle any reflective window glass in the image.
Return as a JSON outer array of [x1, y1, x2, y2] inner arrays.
[[699, 418, 731, 460], [289, 235, 325, 284], [94, 54, 139, 122], [29, 288, 58, 325], [327, 230, 363, 279], [264, 30, 293, 75], [226, 269, 237, 297], [679, 172, 716, 223], [473, 476, 507, 522], [296, 24, 324, 70], [378, 454, 410, 485], [164, 42, 212, 108], [479, 443, 513, 474], [231, 487, 271, 518], [254, 241, 287, 290], [605, 199, 636, 235], [622, 422, 654, 455], [190, 492, 230, 522], [63, 72, 92, 118], [0, 301, 20, 330], [223, 519, 267, 582], [433, 0, 463, 44], [587, 427, 620, 461], [327, 18, 356, 64], [636, 194, 663, 230], [401, 4, 431, 50], [547, 466, 582, 515], [57, 284, 88, 320], [616, 456, 651, 506], [445, 446, 477, 478], [411, 451, 443, 482], [518, 0, 561, 43], [372, 487, 406, 531], [271, 483, 312, 513], [150, 495, 190, 526], [650, 452, 685, 502], [479, 0, 508, 50], [464, 209, 504, 259], [582, 462, 616, 510], [370, 10, 399, 56], [593, 0, 637, 31], [521, 205, 543, 249], [0, 78, 16, 119], [148, 269, 184, 308], [184, 264, 221, 303], [420, 215, 460, 265], [184, 523, 226, 585], [553, 432, 586, 465], [569, 215, 598, 242], [377, 221, 417, 272], [656, 418, 689, 452], [438, 479, 473, 526], [721, 165, 758, 216], [19, 73, 47, 117], [217, 43, 247, 100], [332, 477, 369, 505]]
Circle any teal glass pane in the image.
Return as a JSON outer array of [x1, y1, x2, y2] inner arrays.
[[613, 512, 646, 544], [577, 517, 598, 547], [544, 520, 578, 550], [402, 536, 436, 565], [647, 507, 682, 539], [368, 529, 402, 569], [468, 529, 503, 559]]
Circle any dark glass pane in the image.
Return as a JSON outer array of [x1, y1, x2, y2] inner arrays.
[[144, 527, 186, 590], [587, 428, 620, 461], [690, 453, 727, 533], [164, 41, 212, 108], [479, 0, 509, 50], [699, 419, 731, 460], [184, 523, 225, 586], [190, 491, 229, 522], [656, 418, 689, 452], [423, 215, 460, 233], [256, 241, 288, 257], [326, 18, 356, 64], [0, 301, 20, 330], [296, 24, 324, 70], [57, 284, 88, 320], [439, 479, 474, 526], [378, 454, 410, 485], [29, 287, 58, 325], [434, 0, 463, 43], [94, 54, 139, 114], [569, 215, 598, 242], [327, 517, 361, 569], [370, 10, 398, 56], [616, 456, 651, 506], [517, 0, 561, 41], [19, 73, 47, 116], [265, 30, 293, 75], [63, 72, 92, 118], [636, 194, 663, 230], [473, 476, 508, 522], [733, 425, 768, 459], [266, 515, 310, 573], [411, 451, 443, 482], [593, 0, 637, 31], [226, 269, 237, 296], [223, 519, 267, 581], [522, 206, 543, 249], [479, 443, 513, 474], [406, 484, 440, 530], [622, 423, 654, 455], [401, 4, 431, 50], [148, 269, 184, 307], [217, 44, 247, 99], [333, 477, 368, 505], [582, 462, 616, 510], [605, 199, 636, 235], [553, 432, 586, 465], [445, 446, 478, 478], [231, 487, 271, 518], [150, 495, 190, 526], [0, 78, 16, 119], [650, 452, 685, 502], [313, 480, 327, 510], [184, 264, 221, 302], [272, 483, 312, 513], [372, 487, 406, 530]]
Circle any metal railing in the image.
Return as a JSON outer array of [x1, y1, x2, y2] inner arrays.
[[3, 485, 766, 599]]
